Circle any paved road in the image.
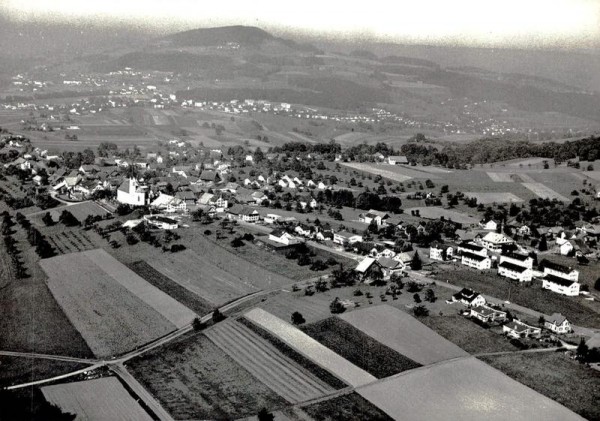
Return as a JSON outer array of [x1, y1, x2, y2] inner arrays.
[[0, 351, 99, 364], [474, 347, 561, 358], [111, 364, 175, 421]]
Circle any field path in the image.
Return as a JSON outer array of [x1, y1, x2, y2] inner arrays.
[[206, 319, 334, 403]]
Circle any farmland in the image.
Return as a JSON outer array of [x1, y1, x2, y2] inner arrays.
[[522, 182, 570, 202], [480, 352, 600, 420], [301, 317, 422, 378], [419, 315, 518, 354], [39, 249, 196, 357], [127, 333, 287, 420], [0, 356, 89, 388], [302, 392, 393, 421], [339, 305, 469, 366], [405, 206, 479, 225], [127, 261, 214, 315], [244, 308, 377, 388], [437, 268, 600, 328], [464, 192, 523, 204], [43, 201, 110, 222], [41, 377, 154, 421], [47, 230, 97, 254], [357, 357, 583, 421], [206, 319, 335, 403]]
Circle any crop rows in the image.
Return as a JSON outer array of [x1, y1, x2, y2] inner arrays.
[[48, 231, 95, 254], [205, 319, 334, 403]]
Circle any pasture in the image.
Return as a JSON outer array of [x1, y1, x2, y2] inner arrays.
[[522, 182, 570, 202], [302, 317, 422, 378], [405, 206, 479, 225], [41, 377, 154, 421], [39, 249, 196, 357], [206, 319, 335, 403], [464, 192, 523, 204], [339, 305, 469, 366], [357, 357, 582, 421], [244, 308, 376, 388], [128, 333, 287, 420], [43, 202, 110, 223], [480, 352, 600, 420], [341, 163, 412, 182]]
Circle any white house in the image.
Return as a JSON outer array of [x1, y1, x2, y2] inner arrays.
[[498, 261, 532, 282], [333, 231, 363, 246], [461, 252, 492, 270], [144, 215, 178, 230], [264, 214, 283, 224], [479, 219, 499, 231], [542, 275, 580, 296], [359, 210, 389, 226], [480, 232, 514, 252], [452, 288, 486, 307], [544, 313, 571, 334], [387, 155, 408, 165], [558, 241, 574, 256], [117, 178, 147, 206], [499, 251, 533, 269], [470, 305, 507, 324], [150, 193, 186, 213], [269, 229, 301, 245], [457, 242, 488, 257], [377, 257, 404, 279], [226, 205, 260, 222], [503, 320, 542, 338], [429, 244, 448, 261], [541, 260, 579, 281]]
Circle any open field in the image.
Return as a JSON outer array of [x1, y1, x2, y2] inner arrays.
[[127, 261, 214, 315], [302, 317, 422, 378], [244, 308, 376, 387], [206, 319, 335, 403], [41, 377, 154, 421], [47, 230, 97, 254], [39, 249, 196, 357], [357, 357, 583, 421], [148, 249, 259, 306], [419, 315, 518, 354], [342, 162, 448, 181], [0, 357, 89, 388], [339, 305, 469, 366], [302, 392, 393, 421], [486, 172, 537, 183], [522, 182, 570, 202], [128, 333, 287, 420], [437, 268, 600, 328], [341, 162, 412, 182], [464, 192, 523, 204], [405, 206, 479, 225], [41, 201, 110, 223], [480, 352, 600, 420]]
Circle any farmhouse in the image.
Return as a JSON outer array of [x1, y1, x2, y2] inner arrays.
[[461, 251, 492, 270], [544, 313, 571, 334], [387, 155, 408, 165], [498, 261, 532, 282], [540, 259, 579, 281], [355, 257, 383, 280], [480, 232, 514, 252], [226, 204, 260, 222], [542, 274, 580, 296], [359, 210, 389, 226], [503, 320, 542, 339], [377, 257, 404, 279], [117, 178, 148, 206], [150, 193, 186, 213], [452, 288, 486, 307], [470, 305, 507, 324], [479, 219, 500, 231]]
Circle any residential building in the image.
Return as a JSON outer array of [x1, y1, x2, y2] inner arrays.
[[377, 257, 404, 279], [503, 320, 542, 338], [268, 229, 301, 245], [500, 251, 533, 269], [457, 242, 488, 257], [544, 313, 571, 334], [461, 251, 492, 270], [470, 305, 507, 324], [429, 244, 447, 261], [359, 210, 389, 226], [387, 155, 408, 165], [540, 260, 579, 281], [226, 205, 260, 222], [480, 232, 514, 252], [355, 257, 383, 280], [333, 231, 363, 246], [498, 261, 532, 282], [479, 219, 499, 231], [542, 275, 580, 296], [452, 288, 486, 307]]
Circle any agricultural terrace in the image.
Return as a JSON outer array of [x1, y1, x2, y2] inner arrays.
[[480, 352, 600, 420], [41, 377, 153, 421], [39, 249, 196, 357], [339, 305, 469, 366], [205, 319, 336, 403], [301, 317, 422, 378], [244, 308, 376, 388], [357, 357, 583, 421], [128, 333, 286, 420]]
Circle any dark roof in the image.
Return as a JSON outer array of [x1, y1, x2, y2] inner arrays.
[[540, 259, 573, 275], [200, 170, 219, 181], [458, 242, 484, 252], [501, 251, 529, 262], [544, 274, 577, 287], [462, 251, 488, 262], [270, 229, 286, 237], [453, 288, 481, 302], [498, 261, 528, 273]]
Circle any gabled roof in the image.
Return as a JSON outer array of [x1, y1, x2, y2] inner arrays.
[[458, 242, 484, 252], [462, 251, 488, 262], [200, 170, 219, 181], [547, 313, 568, 325], [378, 257, 401, 269], [355, 257, 379, 273], [540, 259, 574, 275], [498, 261, 528, 273], [501, 251, 529, 262], [453, 288, 481, 303], [544, 274, 577, 287]]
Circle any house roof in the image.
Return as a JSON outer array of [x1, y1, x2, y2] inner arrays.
[[498, 261, 528, 273], [378, 257, 401, 269], [504, 320, 536, 333], [472, 305, 505, 317], [547, 313, 568, 325], [453, 288, 481, 302], [388, 155, 408, 163], [200, 170, 219, 181], [540, 259, 574, 275], [355, 257, 378, 273], [482, 232, 513, 244], [458, 242, 484, 252], [227, 204, 258, 216], [501, 251, 529, 262], [462, 251, 488, 262], [544, 274, 577, 287]]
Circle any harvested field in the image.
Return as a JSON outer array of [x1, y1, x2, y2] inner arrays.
[[302, 317, 421, 378], [486, 172, 537, 183], [522, 182, 570, 202], [258, 292, 333, 324], [357, 357, 583, 421], [302, 392, 393, 421], [206, 319, 335, 403], [148, 249, 258, 306], [244, 308, 376, 387], [464, 192, 523, 204], [341, 163, 412, 182], [339, 305, 468, 366], [127, 261, 214, 315], [419, 315, 518, 354], [480, 352, 600, 420], [39, 249, 196, 357], [128, 333, 287, 420], [41, 377, 153, 421], [405, 206, 479, 225], [0, 357, 89, 388]]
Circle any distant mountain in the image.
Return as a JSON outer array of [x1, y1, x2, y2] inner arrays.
[[161, 25, 321, 53]]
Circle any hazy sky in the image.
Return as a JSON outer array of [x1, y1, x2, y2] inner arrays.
[[3, 0, 600, 48]]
